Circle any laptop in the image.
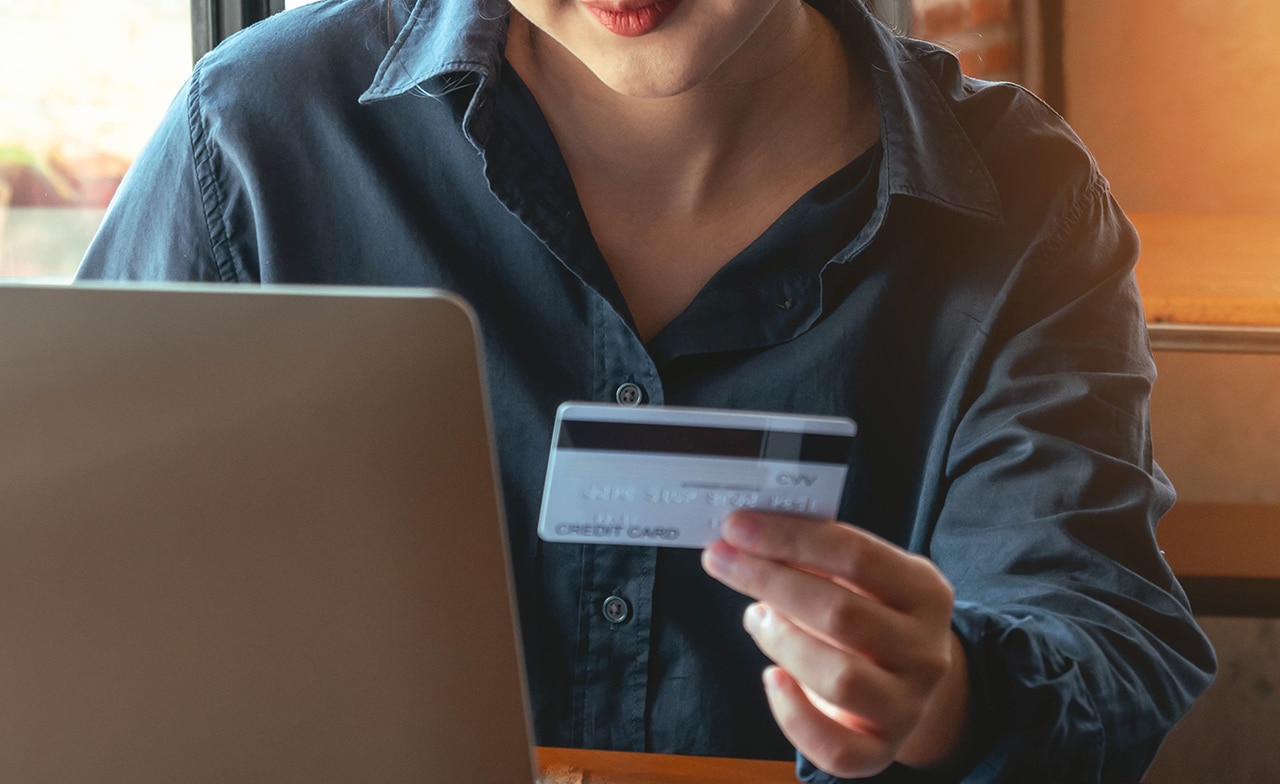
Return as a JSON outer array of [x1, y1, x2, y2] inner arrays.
[[0, 283, 537, 783]]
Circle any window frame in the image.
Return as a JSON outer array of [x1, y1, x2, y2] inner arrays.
[[191, 0, 285, 63]]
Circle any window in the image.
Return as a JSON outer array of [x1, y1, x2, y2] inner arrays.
[[0, 0, 337, 280], [1060, 0, 1280, 341], [0, 0, 192, 279]]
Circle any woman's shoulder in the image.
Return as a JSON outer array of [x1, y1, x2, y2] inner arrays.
[[900, 36, 1102, 203], [191, 0, 395, 117], [881, 34, 1121, 262]]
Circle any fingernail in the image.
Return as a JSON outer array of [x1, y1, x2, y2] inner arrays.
[[702, 541, 738, 577], [762, 665, 785, 692], [722, 512, 761, 546], [744, 602, 771, 634]]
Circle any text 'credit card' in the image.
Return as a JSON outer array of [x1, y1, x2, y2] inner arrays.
[[537, 403, 856, 549]]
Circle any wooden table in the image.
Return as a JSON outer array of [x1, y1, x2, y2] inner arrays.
[[536, 747, 796, 784]]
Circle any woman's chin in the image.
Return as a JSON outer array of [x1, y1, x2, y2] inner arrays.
[[585, 56, 713, 100]]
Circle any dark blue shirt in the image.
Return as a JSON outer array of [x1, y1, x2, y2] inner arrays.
[[78, 1, 1216, 781]]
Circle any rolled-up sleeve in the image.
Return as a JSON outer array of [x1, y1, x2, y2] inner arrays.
[[933, 176, 1212, 781], [942, 172, 1208, 784], [800, 174, 1214, 784]]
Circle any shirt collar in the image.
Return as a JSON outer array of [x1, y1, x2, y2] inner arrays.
[[831, 1, 1004, 223], [359, 0, 508, 102], [361, 0, 1002, 223]]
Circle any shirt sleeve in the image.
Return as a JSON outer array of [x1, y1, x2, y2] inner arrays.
[[801, 175, 1215, 783], [77, 72, 234, 283]]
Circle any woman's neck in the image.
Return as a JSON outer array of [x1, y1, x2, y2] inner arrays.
[[504, 3, 877, 217]]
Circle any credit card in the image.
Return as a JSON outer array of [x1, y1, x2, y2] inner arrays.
[[537, 403, 856, 549]]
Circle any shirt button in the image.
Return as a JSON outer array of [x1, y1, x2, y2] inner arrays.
[[601, 595, 631, 624], [614, 382, 644, 407]]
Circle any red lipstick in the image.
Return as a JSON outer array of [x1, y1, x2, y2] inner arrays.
[[585, 0, 682, 37]]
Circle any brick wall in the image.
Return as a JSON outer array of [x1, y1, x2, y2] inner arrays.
[[910, 0, 1025, 82]]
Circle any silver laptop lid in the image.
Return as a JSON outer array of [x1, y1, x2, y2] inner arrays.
[[0, 283, 535, 783]]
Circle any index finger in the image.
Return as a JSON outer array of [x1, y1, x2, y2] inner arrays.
[[718, 511, 951, 614]]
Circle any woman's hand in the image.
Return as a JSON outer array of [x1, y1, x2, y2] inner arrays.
[[702, 511, 969, 779]]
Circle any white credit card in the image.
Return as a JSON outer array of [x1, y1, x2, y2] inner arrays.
[[537, 403, 856, 549]]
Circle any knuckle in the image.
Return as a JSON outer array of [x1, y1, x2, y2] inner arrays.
[[931, 572, 955, 604], [734, 556, 770, 594], [820, 596, 861, 639], [904, 552, 935, 577], [815, 739, 859, 779], [823, 661, 861, 706], [921, 651, 950, 682], [834, 533, 869, 578], [933, 577, 956, 610], [778, 519, 805, 552], [911, 644, 951, 686], [819, 741, 889, 780], [886, 706, 927, 748], [906, 554, 954, 614]]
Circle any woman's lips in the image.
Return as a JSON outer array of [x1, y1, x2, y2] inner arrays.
[[584, 0, 682, 37]]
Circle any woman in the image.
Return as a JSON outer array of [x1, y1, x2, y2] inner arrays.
[[79, 0, 1215, 781]]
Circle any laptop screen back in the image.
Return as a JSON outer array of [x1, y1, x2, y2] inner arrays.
[[0, 284, 536, 783]]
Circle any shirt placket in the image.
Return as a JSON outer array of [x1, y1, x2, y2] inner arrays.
[[469, 75, 667, 751], [572, 296, 664, 751]]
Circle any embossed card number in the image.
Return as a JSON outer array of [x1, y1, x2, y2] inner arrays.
[[537, 403, 856, 549]]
